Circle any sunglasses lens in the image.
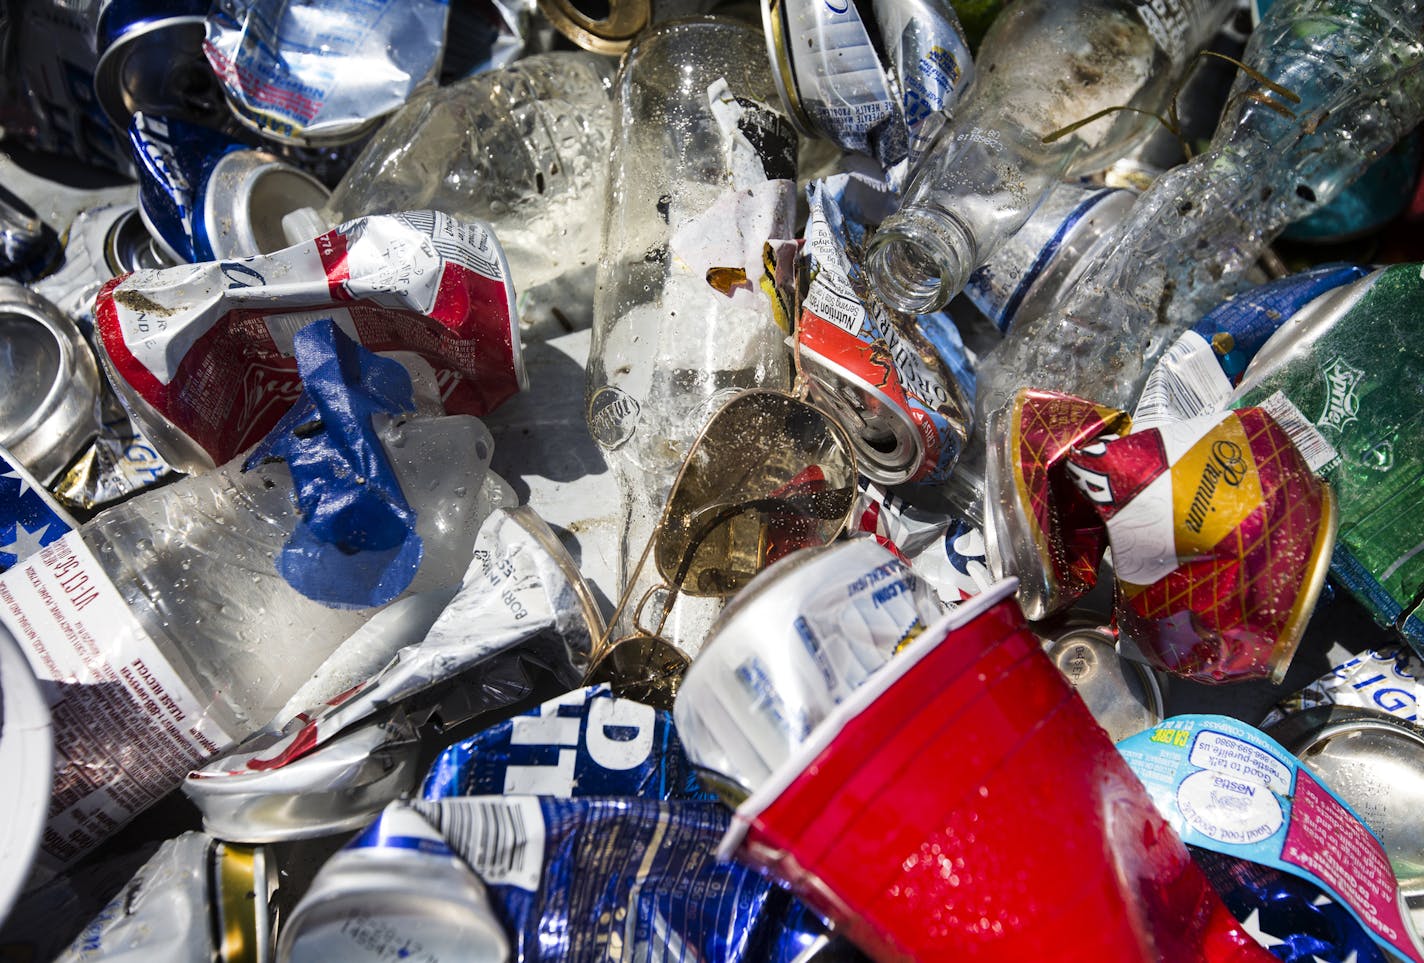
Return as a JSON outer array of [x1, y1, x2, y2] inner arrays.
[[584, 634, 691, 711], [655, 391, 856, 597]]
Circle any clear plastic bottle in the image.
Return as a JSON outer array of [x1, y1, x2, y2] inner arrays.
[[585, 16, 798, 657], [322, 52, 615, 296], [975, 0, 1424, 421], [1, 402, 504, 871], [865, 0, 1233, 314], [85, 412, 500, 732]]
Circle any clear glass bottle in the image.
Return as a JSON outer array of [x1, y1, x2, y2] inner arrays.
[[866, 0, 1233, 314], [323, 52, 615, 296], [974, 0, 1424, 421], [585, 16, 798, 657]]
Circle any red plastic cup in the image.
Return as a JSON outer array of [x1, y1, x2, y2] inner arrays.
[[719, 580, 1278, 962]]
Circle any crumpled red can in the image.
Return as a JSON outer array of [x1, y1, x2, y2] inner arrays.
[[986, 388, 1336, 683]]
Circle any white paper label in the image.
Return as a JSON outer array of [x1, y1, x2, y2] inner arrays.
[[0, 531, 234, 869], [1259, 390, 1341, 473], [416, 797, 546, 892], [1133, 331, 1233, 432]]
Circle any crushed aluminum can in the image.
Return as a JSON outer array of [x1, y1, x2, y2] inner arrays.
[[850, 478, 993, 603], [987, 388, 1338, 682], [184, 506, 600, 841], [186, 711, 423, 845], [1134, 263, 1369, 432], [1041, 622, 1164, 744], [1068, 406, 1336, 683], [53, 389, 178, 514], [964, 181, 1133, 334], [410, 794, 830, 962], [536, 0, 647, 55], [1265, 705, 1424, 910], [796, 172, 972, 485], [1262, 645, 1423, 728], [34, 203, 177, 333], [278, 802, 510, 963], [1192, 849, 1393, 963], [95, 211, 525, 472], [130, 112, 330, 264], [761, 0, 973, 173], [57, 832, 277, 963], [0, 282, 102, 484], [673, 539, 945, 805], [984, 387, 1130, 620], [423, 684, 713, 802], [28, 204, 181, 511], [1229, 263, 1424, 652], [94, 0, 227, 133], [203, 0, 450, 146], [0, 184, 62, 283]]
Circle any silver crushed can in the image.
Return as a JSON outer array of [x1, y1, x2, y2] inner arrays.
[[204, 0, 451, 146], [964, 181, 1135, 333], [56, 832, 277, 963], [278, 802, 510, 963], [1040, 622, 1165, 744], [673, 539, 945, 804], [761, 0, 973, 170], [0, 283, 101, 484], [1265, 705, 1424, 918]]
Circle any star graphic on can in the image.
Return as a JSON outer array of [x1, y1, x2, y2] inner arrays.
[[0, 520, 50, 566]]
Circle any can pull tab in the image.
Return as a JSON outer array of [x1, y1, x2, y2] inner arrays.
[[282, 207, 335, 247]]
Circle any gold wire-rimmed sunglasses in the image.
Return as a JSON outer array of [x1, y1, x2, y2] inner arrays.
[[583, 388, 860, 707]]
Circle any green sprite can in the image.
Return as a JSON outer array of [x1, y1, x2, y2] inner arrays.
[[1231, 262, 1424, 647]]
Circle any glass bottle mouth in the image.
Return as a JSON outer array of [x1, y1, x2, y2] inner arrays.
[[867, 207, 975, 315]]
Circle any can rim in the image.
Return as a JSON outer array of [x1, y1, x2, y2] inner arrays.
[[719, 577, 1020, 859], [0, 285, 103, 484], [759, 0, 820, 139], [93, 15, 209, 131], [535, 0, 649, 55], [800, 352, 922, 485]]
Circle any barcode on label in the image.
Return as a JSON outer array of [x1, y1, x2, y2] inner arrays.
[[1259, 390, 1340, 473], [415, 796, 546, 892], [1133, 332, 1233, 431], [263, 308, 359, 356]]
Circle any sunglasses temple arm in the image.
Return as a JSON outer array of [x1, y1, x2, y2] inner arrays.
[[586, 527, 660, 672]]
